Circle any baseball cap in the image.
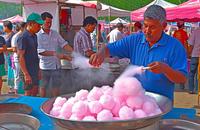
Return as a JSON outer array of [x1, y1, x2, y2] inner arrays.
[[27, 12, 44, 25]]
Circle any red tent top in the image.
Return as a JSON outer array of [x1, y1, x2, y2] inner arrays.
[[166, 0, 200, 22], [131, 0, 177, 21], [131, 0, 200, 22]]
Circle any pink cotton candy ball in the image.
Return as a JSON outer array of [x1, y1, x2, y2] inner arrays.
[[112, 98, 122, 117], [101, 86, 113, 96], [87, 87, 103, 101], [154, 108, 162, 115], [144, 95, 157, 106], [97, 109, 113, 121], [119, 106, 135, 120], [126, 96, 144, 109], [59, 102, 73, 119], [101, 85, 111, 91], [69, 114, 82, 121], [142, 101, 156, 114], [114, 77, 142, 98], [99, 95, 115, 110], [67, 97, 77, 105], [113, 117, 121, 120], [75, 89, 89, 101], [134, 109, 147, 119], [88, 101, 103, 114], [53, 97, 67, 107], [137, 89, 146, 97], [72, 101, 88, 117], [82, 116, 96, 121], [50, 106, 62, 117]]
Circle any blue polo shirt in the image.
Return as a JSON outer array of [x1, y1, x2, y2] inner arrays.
[[107, 32, 187, 100], [17, 30, 39, 77]]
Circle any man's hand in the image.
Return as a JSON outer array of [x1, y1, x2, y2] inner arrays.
[[24, 73, 32, 85], [148, 61, 169, 74], [3, 45, 7, 52], [55, 53, 64, 59], [63, 54, 72, 61], [89, 53, 104, 67]]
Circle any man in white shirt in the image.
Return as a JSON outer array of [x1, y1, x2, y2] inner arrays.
[[37, 12, 73, 97], [107, 23, 124, 43]]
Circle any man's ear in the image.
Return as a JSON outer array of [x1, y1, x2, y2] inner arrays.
[[162, 21, 167, 30]]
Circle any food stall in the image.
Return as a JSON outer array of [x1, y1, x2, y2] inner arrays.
[[0, 1, 200, 130]]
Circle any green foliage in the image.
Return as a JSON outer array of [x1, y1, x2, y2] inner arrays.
[[0, 2, 21, 19], [85, 0, 188, 11]]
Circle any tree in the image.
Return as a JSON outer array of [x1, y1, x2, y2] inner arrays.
[[0, 2, 21, 19]]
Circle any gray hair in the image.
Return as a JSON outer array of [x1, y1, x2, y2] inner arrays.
[[144, 5, 166, 23]]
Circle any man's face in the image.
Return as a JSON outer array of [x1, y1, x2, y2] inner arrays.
[[43, 17, 52, 30], [143, 19, 164, 44], [86, 24, 96, 33], [32, 22, 41, 33], [3, 26, 8, 33]]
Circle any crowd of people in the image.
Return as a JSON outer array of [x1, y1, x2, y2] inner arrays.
[[0, 5, 199, 101]]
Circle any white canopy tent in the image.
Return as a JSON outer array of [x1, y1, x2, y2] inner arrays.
[[110, 18, 128, 24], [98, 3, 131, 17]]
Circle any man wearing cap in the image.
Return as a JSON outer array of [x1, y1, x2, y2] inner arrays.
[[107, 23, 124, 43], [37, 12, 73, 97], [89, 5, 187, 100], [18, 12, 44, 96]]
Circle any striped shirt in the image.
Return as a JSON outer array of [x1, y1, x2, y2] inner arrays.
[[73, 27, 93, 56]]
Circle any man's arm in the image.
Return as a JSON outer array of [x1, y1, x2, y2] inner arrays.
[[63, 44, 73, 52], [18, 50, 32, 84], [148, 62, 187, 84], [89, 45, 110, 67]]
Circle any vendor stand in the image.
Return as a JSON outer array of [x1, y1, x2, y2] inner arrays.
[[0, 94, 199, 130]]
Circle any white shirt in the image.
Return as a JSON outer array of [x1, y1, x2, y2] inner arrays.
[[37, 29, 68, 70], [108, 28, 124, 43], [188, 28, 200, 57], [11, 31, 21, 62]]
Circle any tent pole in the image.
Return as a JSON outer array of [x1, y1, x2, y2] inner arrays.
[[96, 0, 99, 52]]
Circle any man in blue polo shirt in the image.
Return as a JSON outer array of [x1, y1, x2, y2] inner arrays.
[[89, 5, 187, 100]]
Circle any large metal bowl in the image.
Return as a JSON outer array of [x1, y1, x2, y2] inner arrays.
[[0, 113, 40, 130], [41, 92, 172, 130], [0, 103, 32, 114]]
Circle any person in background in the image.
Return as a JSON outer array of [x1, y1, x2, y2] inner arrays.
[[37, 12, 73, 97], [3, 20, 15, 94], [188, 27, 200, 94], [0, 36, 6, 95], [107, 23, 124, 43], [18, 13, 44, 96], [173, 20, 189, 90], [133, 21, 143, 34], [173, 20, 189, 56], [11, 22, 26, 94], [89, 5, 187, 100], [91, 24, 104, 52], [74, 16, 97, 57]]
